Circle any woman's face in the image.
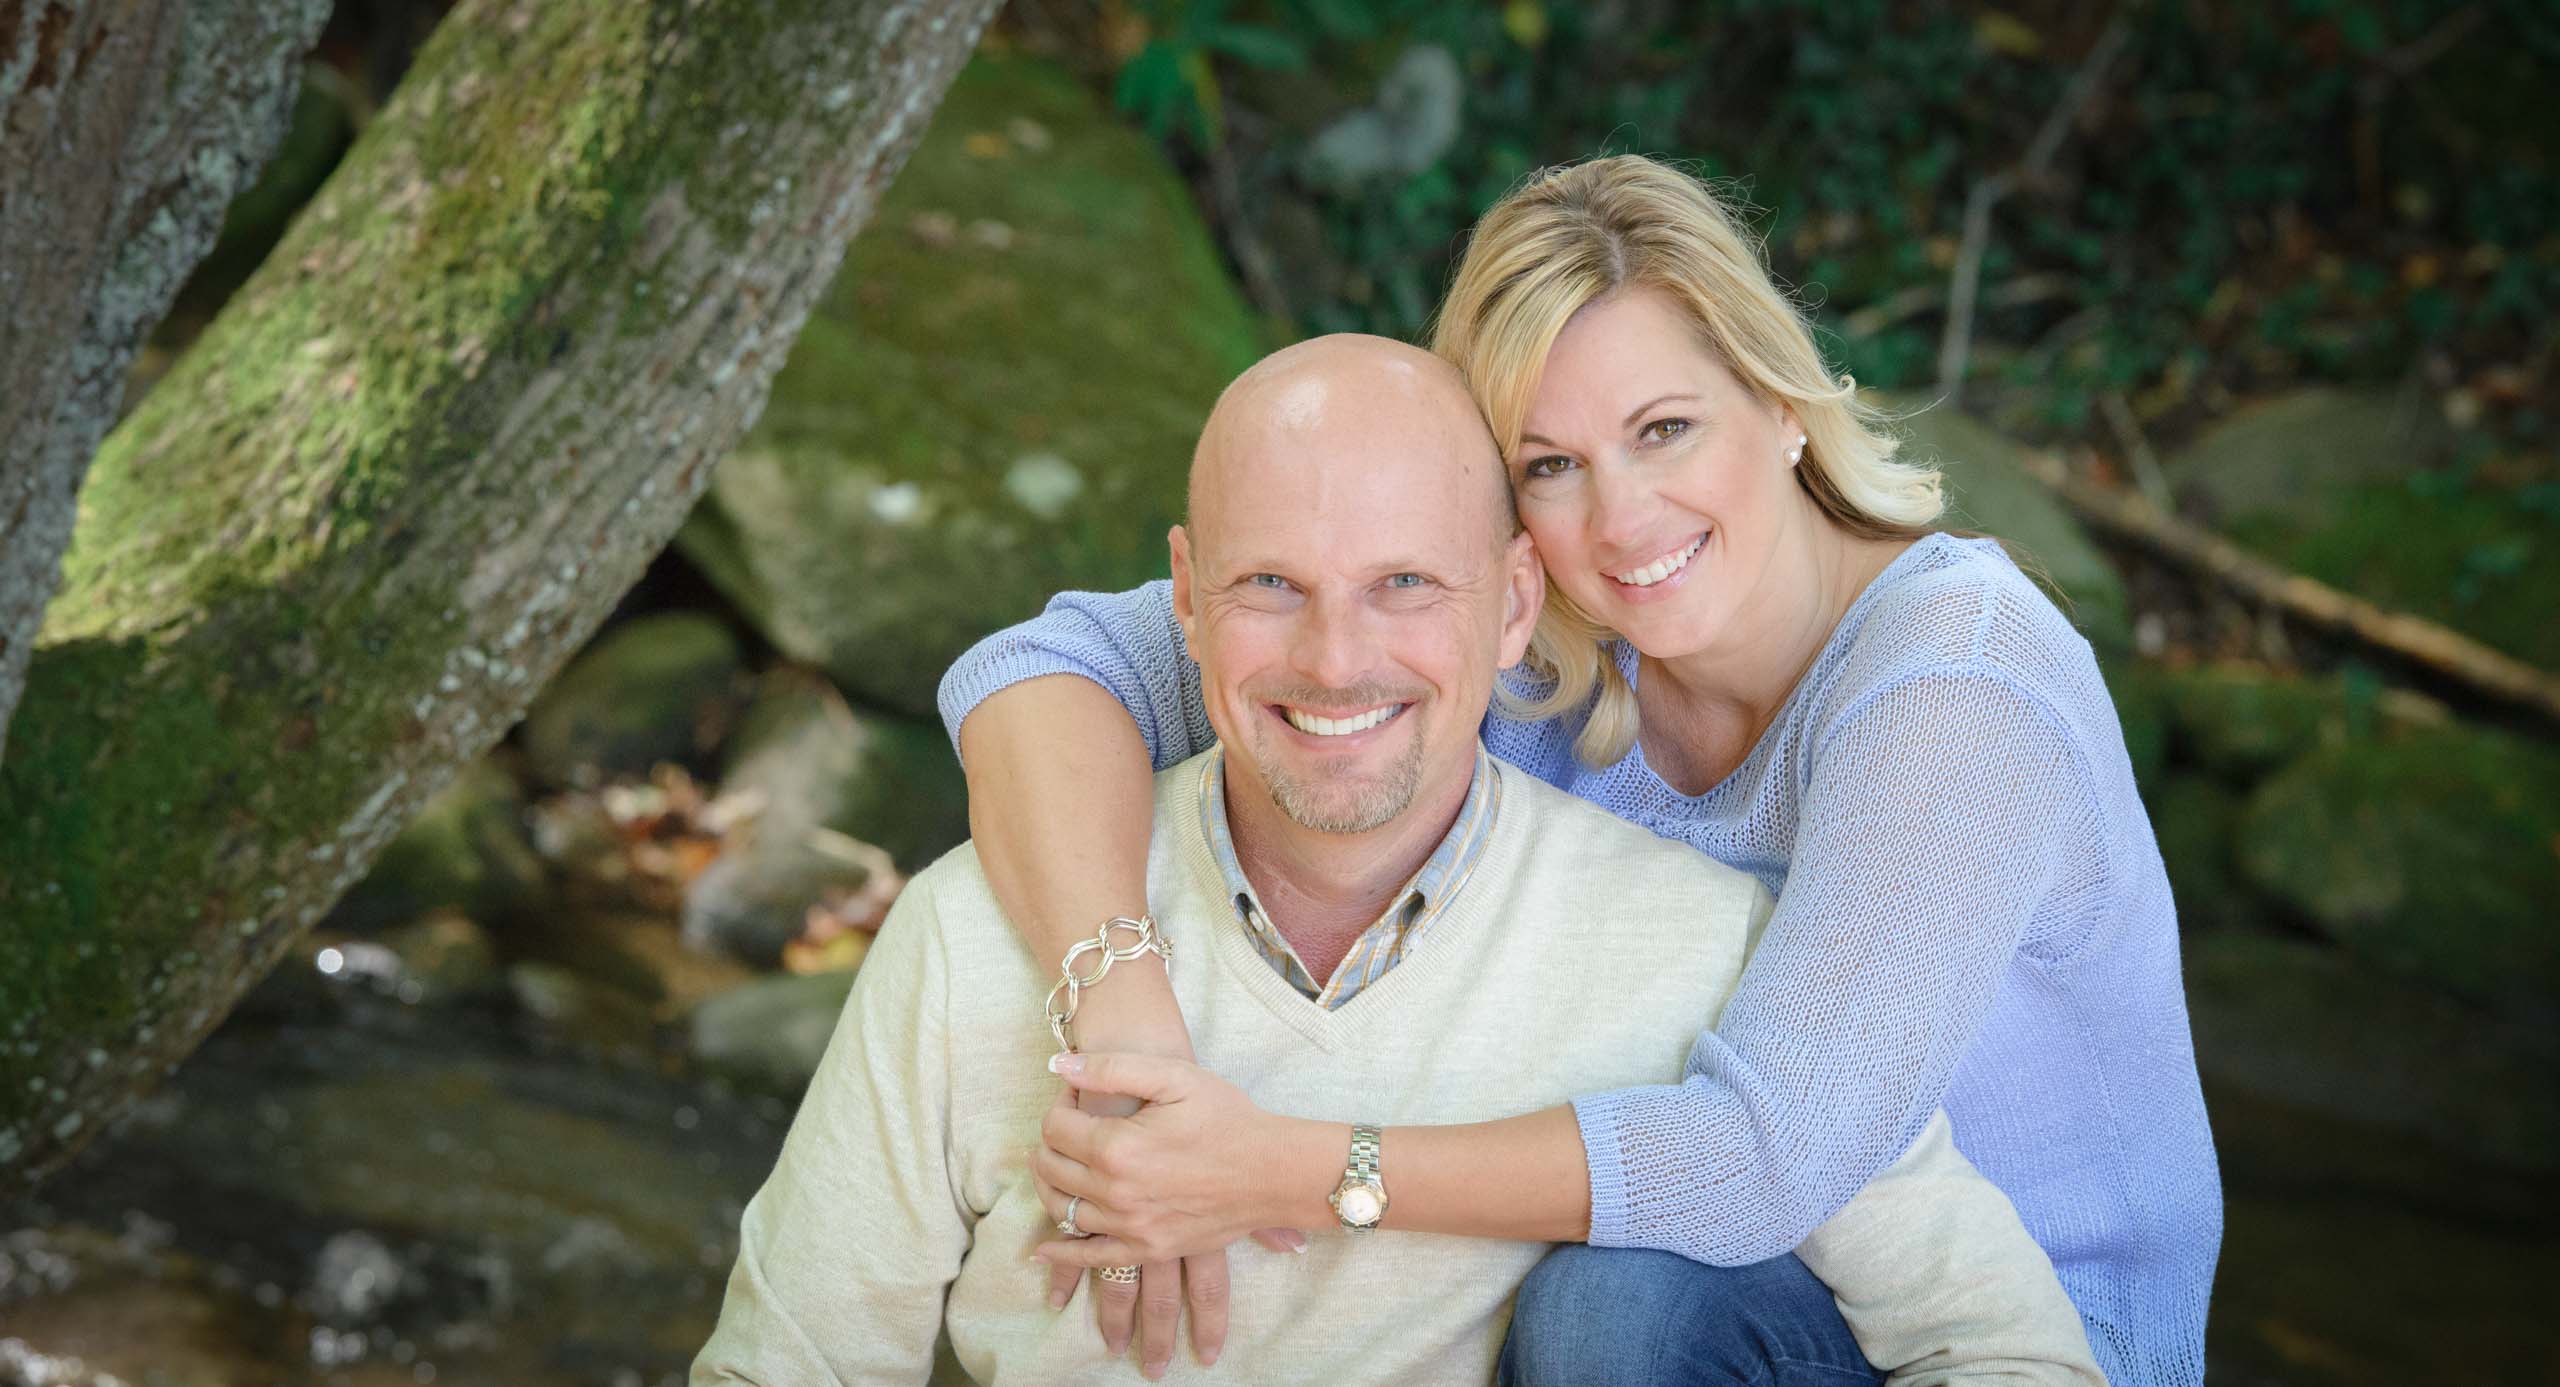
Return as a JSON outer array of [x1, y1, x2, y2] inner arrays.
[[1508, 287, 1806, 662]]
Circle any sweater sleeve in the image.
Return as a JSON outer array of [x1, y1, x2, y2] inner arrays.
[[690, 880, 964, 1385], [1572, 665, 2100, 1265], [1799, 1111, 2104, 1386], [935, 581, 1212, 771]]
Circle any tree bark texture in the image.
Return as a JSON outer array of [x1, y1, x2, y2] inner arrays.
[[0, 0, 332, 770], [0, 0, 999, 1186]]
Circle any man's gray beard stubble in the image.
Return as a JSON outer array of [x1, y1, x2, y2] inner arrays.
[[1252, 709, 1429, 835]]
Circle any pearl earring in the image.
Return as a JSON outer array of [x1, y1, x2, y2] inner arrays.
[[1785, 433, 1806, 465]]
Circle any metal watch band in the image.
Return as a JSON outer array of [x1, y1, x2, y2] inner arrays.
[[1349, 1123, 1383, 1183]]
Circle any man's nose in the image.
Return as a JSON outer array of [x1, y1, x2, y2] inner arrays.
[[1291, 593, 1378, 692]]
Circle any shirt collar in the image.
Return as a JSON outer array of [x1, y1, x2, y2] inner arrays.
[[1196, 743, 1501, 930]]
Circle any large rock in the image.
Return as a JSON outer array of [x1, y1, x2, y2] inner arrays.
[[517, 611, 746, 788], [720, 667, 970, 870], [325, 759, 548, 933], [2236, 725, 2560, 1012], [680, 831, 888, 970], [1884, 398, 2130, 653], [676, 53, 1266, 716], [2166, 389, 2557, 669], [2166, 388, 2446, 529], [2146, 773, 2251, 934], [687, 968, 862, 1098], [2187, 932, 2559, 1171]]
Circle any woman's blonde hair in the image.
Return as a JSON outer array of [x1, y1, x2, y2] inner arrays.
[[1429, 155, 1945, 769]]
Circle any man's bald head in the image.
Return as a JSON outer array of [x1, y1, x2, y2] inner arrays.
[[1166, 334, 1543, 846], [1186, 335, 1514, 556]]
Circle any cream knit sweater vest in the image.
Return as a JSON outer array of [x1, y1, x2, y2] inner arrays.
[[692, 753, 2100, 1386]]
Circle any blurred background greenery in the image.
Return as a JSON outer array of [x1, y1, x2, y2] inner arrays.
[[5, 2, 2553, 1384]]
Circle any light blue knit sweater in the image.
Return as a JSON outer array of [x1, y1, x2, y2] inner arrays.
[[937, 532, 2221, 1386]]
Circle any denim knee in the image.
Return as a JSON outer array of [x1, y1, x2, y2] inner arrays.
[[1499, 1244, 1880, 1387]]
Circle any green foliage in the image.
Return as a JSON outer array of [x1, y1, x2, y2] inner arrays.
[[1099, 1, 2557, 434], [1114, 0, 1307, 147]]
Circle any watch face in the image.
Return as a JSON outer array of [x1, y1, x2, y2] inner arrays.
[[1337, 1186, 1382, 1225]]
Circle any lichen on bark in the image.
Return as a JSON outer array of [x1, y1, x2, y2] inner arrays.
[[0, 0, 333, 771], [0, 0, 1001, 1185]]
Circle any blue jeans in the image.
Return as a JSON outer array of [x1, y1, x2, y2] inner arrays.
[[1498, 1245, 1884, 1387]]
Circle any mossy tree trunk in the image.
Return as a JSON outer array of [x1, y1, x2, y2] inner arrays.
[[0, 0, 333, 768], [0, 0, 999, 1186]]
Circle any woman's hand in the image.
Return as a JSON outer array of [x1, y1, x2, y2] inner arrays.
[[1029, 1062, 1311, 1379], [1033, 1053, 1329, 1266]]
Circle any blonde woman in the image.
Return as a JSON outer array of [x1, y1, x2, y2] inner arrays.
[[939, 156, 2218, 1385]]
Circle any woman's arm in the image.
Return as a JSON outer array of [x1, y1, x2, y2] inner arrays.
[[1574, 668, 2093, 1263], [956, 672, 1189, 1057], [937, 581, 1213, 1053], [1031, 668, 2095, 1268], [939, 583, 1258, 1373], [1032, 1058, 1592, 1259]]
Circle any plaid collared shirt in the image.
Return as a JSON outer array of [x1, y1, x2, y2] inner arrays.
[[1196, 745, 1503, 1011]]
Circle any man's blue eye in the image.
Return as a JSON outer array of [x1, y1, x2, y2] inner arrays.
[[1249, 574, 1287, 589], [1387, 573, 1426, 589]]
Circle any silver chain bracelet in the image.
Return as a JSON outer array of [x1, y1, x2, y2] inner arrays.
[[1044, 914, 1172, 1055]]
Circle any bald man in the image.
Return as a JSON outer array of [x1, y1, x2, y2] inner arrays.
[[691, 338, 2101, 1386]]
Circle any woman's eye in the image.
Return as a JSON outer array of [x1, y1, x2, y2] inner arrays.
[[1521, 455, 1573, 479], [1639, 417, 1691, 445]]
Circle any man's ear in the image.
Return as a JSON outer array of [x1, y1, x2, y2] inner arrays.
[[1168, 524, 1201, 659], [1495, 530, 1544, 670]]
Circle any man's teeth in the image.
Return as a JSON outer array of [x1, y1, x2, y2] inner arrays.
[[1284, 704, 1401, 737], [1611, 535, 1705, 587]]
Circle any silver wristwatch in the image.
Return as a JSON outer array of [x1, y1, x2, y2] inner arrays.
[[1328, 1124, 1388, 1231]]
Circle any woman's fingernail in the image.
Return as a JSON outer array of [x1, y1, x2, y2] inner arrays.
[[1202, 1348, 1221, 1367], [1047, 1288, 1069, 1310], [1048, 1053, 1084, 1077]]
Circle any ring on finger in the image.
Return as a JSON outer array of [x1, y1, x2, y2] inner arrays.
[[1096, 1265, 1141, 1285], [1057, 1195, 1088, 1239]]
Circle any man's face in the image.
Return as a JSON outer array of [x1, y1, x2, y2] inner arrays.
[[1172, 365, 1540, 839]]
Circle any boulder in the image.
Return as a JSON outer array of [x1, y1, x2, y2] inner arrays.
[[2236, 725, 2560, 1012], [2166, 389, 2556, 669], [687, 968, 862, 1098], [676, 53, 1265, 716], [517, 611, 745, 789], [1883, 398, 2130, 653], [327, 758, 548, 933], [2165, 388, 2445, 530], [680, 830, 890, 970], [2101, 658, 2169, 791], [719, 667, 970, 870], [2144, 773, 2250, 933], [506, 961, 659, 1056], [2156, 663, 2349, 782], [376, 911, 506, 1004], [2186, 932, 2559, 1171]]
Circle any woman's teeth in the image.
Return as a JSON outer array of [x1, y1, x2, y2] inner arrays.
[[1610, 534, 1706, 587], [1284, 704, 1402, 737]]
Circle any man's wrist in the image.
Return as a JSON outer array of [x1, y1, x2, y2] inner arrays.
[[1269, 1118, 1355, 1230]]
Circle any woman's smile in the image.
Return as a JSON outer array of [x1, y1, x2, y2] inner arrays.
[[1605, 531, 1709, 590]]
